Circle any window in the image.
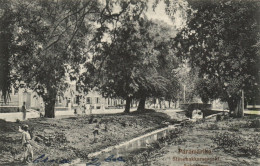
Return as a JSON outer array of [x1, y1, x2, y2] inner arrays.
[[86, 97, 91, 104], [96, 97, 99, 104], [14, 88, 19, 95], [76, 96, 80, 104]]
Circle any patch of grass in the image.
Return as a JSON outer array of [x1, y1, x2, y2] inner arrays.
[[238, 143, 260, 157], [212, 132, 260, 157], [213, 132, 243, 149], [254, 128, 260, 132], [228, 125, 240, 132]]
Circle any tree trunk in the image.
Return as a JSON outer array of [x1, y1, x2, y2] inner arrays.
[[124, 97, 131, 113], [43, 89, 57, 118], [137, 96, 146, 112], [227, 97, 243, 118], [159, 100, 162, 109], [176, 99, 179, 108], [168, 100, 171, 108]]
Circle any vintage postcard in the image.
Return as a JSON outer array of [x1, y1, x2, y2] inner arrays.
[[0, 0, 259, 166]]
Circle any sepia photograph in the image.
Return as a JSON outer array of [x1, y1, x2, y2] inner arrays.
[[0, 0, 259, 165]]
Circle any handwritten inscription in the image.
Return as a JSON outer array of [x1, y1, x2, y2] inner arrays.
[[86, 155, 126, 166], [33, 154, 70, 164]]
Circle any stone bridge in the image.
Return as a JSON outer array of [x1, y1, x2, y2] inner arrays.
[[180, 103, 212, 119]]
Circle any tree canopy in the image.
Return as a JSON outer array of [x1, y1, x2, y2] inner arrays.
[[0, 0, 101, 117], [174, 0, 260, 117], [87, 3, 179, 112], [1, 0, 181, 117]]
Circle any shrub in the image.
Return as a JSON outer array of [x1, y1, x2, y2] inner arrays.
[[250, 119, 260, 128], [216, 115, 223, 121], [207, 124, 219, 130]]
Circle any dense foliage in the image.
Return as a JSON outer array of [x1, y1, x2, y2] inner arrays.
[[174, 0, 260, 117]]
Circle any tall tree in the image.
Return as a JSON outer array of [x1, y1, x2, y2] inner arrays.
[[91, 8, 179, 112], [3, 0, 100, 117], [142, 20, 180, 109], [0, 0, 15, 103], [93, 16, 162, 113], [0, 0, 155, 117], [174, 0, 260, 117]]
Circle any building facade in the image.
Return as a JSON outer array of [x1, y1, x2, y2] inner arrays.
[[0, 84, 125, 112]]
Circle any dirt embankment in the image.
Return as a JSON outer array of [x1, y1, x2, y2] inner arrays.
[[0, 110, 173, 165]]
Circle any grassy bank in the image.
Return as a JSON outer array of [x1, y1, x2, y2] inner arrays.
[[129, 116, 260, 166], [0, 110, 172, 165]]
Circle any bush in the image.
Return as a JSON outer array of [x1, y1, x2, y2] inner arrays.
[[207, 124, 219, 130], [216, 115, 223, 121], [250, 119, 260, 128], [216, 113, 229, 121]]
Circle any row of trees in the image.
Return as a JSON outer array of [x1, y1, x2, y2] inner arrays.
[[0, 0, 182, 117], [1, 0, 259, 118], [80, 2, 182, 113]]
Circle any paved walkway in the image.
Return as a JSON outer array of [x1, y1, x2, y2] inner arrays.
[[1, 107, 259, 122], [0, 108, 137, 122], [244, 110, 260, 115]]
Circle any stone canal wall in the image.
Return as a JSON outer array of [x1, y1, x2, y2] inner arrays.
[[87, 125, 177, 159]]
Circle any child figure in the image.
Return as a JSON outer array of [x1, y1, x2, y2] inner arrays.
[[19, 125, 33, 163], [93, 121, 100, 143]]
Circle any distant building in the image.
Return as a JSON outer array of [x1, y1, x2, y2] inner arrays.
[[0, 83, 125, 113]]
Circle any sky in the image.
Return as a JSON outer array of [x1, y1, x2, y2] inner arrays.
[[146, 0, 175, 26], [110, 0, 186, 29], [146, 0, 186, 29]]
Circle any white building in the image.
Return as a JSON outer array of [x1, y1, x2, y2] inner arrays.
[[0, 84, 125, 113]]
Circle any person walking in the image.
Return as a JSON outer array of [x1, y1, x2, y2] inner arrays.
[[21, 102, 26, 120], [89, 104, 92, 115], [19, 125, 33, 163], [82, 103, 86, 115]]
